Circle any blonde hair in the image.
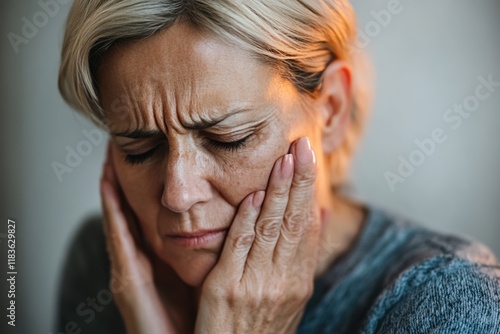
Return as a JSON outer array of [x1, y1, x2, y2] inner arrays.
[[58, 0, 372, 187]]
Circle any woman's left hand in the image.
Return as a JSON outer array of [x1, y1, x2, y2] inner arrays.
[[194, 137, 323, 334]]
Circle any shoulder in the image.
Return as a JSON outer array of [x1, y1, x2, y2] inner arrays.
[[67, 215, 107, 259], [364, 207, 498, 285], [360, 209, 500, 333], [55, 216, 125, 333], [362, 256, 500, 333], [58, 215, 110, 293], [300, 206, 500, 334]]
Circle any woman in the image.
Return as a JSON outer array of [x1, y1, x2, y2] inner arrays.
[[56, 0, 500, 333]]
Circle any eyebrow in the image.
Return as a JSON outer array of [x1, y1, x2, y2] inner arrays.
[[111, 107, 252, 138], [112, 129, 163, 138]]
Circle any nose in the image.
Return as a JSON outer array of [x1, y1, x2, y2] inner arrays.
[[160, 147, 212, 213]]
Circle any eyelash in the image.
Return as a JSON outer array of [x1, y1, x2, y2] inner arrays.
[[124, 135, 252, 165], [124, 146, 160, 165], [204, 134, 251, 153]]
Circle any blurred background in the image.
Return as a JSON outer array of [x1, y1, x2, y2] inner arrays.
[[1, 0, 499, 333]]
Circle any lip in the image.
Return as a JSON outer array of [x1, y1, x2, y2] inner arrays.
[[165, 228, 229, 249]]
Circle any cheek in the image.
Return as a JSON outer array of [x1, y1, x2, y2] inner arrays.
[[111, 152, 162, 226], [220, 112, 323, 209], [212, 126, 293, 205]]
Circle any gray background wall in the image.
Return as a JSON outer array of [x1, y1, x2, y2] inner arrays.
[[1, 1, 499, 333]]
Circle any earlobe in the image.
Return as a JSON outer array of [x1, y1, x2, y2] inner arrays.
[[319, 61, 353, 154]]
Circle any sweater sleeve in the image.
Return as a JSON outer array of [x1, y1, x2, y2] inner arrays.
[[361, 256, 500, 334], [54, 217, 126, 334]]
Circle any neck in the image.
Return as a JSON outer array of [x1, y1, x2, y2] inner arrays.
[[314, 190, 367, 278]]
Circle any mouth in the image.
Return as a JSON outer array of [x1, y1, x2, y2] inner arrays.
[[165, 227, 229, 249]]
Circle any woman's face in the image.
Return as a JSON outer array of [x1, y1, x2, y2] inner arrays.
[[98, 23, 330, 287]]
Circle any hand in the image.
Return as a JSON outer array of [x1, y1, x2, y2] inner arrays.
[[194, 136, 322, 334], [100, 143, 194, 334]]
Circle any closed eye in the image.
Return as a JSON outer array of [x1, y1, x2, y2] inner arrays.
[[123, 134, 253, 165], [205, 134, 252, 153], [124, 146, 160, 165]]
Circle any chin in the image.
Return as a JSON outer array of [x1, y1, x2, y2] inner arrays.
[[169, 252, 220, 287]]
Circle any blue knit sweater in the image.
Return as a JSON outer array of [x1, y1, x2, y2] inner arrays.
[[298, 207, 500, 333], [56, 206, 500, 333]]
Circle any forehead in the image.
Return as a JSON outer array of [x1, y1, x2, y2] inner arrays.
[[97, 22, 290, 131]]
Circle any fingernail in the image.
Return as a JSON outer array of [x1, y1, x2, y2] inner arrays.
[[253, 191, 265, 208], [281, 154, 294, 178], [296, 137, 314, 165]]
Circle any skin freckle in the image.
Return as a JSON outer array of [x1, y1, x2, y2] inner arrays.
[[98, 23, 320, 287]]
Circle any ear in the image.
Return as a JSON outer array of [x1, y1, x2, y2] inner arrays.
[[317, 60, 353, 154]]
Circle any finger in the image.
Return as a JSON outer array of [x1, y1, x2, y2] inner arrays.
[[101, 144, 121, 238], [104, 141, 119, 188], [104, 143, 144, 249], [292, 201, 322, 281], [216, 191, 264, 281], [100, 175, 138, 269], [293, 204, 329, 278], [246, 154, 294, 267], [101, 148, 113, 239], [274, 136, 318, 267]]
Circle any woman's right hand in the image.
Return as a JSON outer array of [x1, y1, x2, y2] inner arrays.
[[100, 143, 193, 334]]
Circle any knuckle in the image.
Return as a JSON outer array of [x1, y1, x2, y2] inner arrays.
[[205, 284, 227, 302], [225, 285, 245, 306], [264, 286, 285, 305], [232, 233, 255, 251], [294, 167, 317, 185], [300, 254, 319, 273], [272, 184, 290, 200], [296, 281, 313, 302], [247, 295, 261, 309], [256, 218, 281, 240], [283, 212, 307, 235], [239, 206, 256, 223], [288, 276, 313, 303], [305, 212, 321, 235]]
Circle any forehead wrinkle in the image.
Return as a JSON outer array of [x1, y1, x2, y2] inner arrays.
[[157, 78, 189, 139], [170, 78, 188, 136], [160, 24, 253, 130], [121, 86, 139, 132], [186, 67, 198, 128], [121, 85, 169, 136], [165, 65, 205, 136], [129, 81, 154, 132], [151, 85, 167, 136], [105, 22, 284, 135]]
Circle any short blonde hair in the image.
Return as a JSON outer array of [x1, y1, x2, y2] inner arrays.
[[58, 0, 372, 187]]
